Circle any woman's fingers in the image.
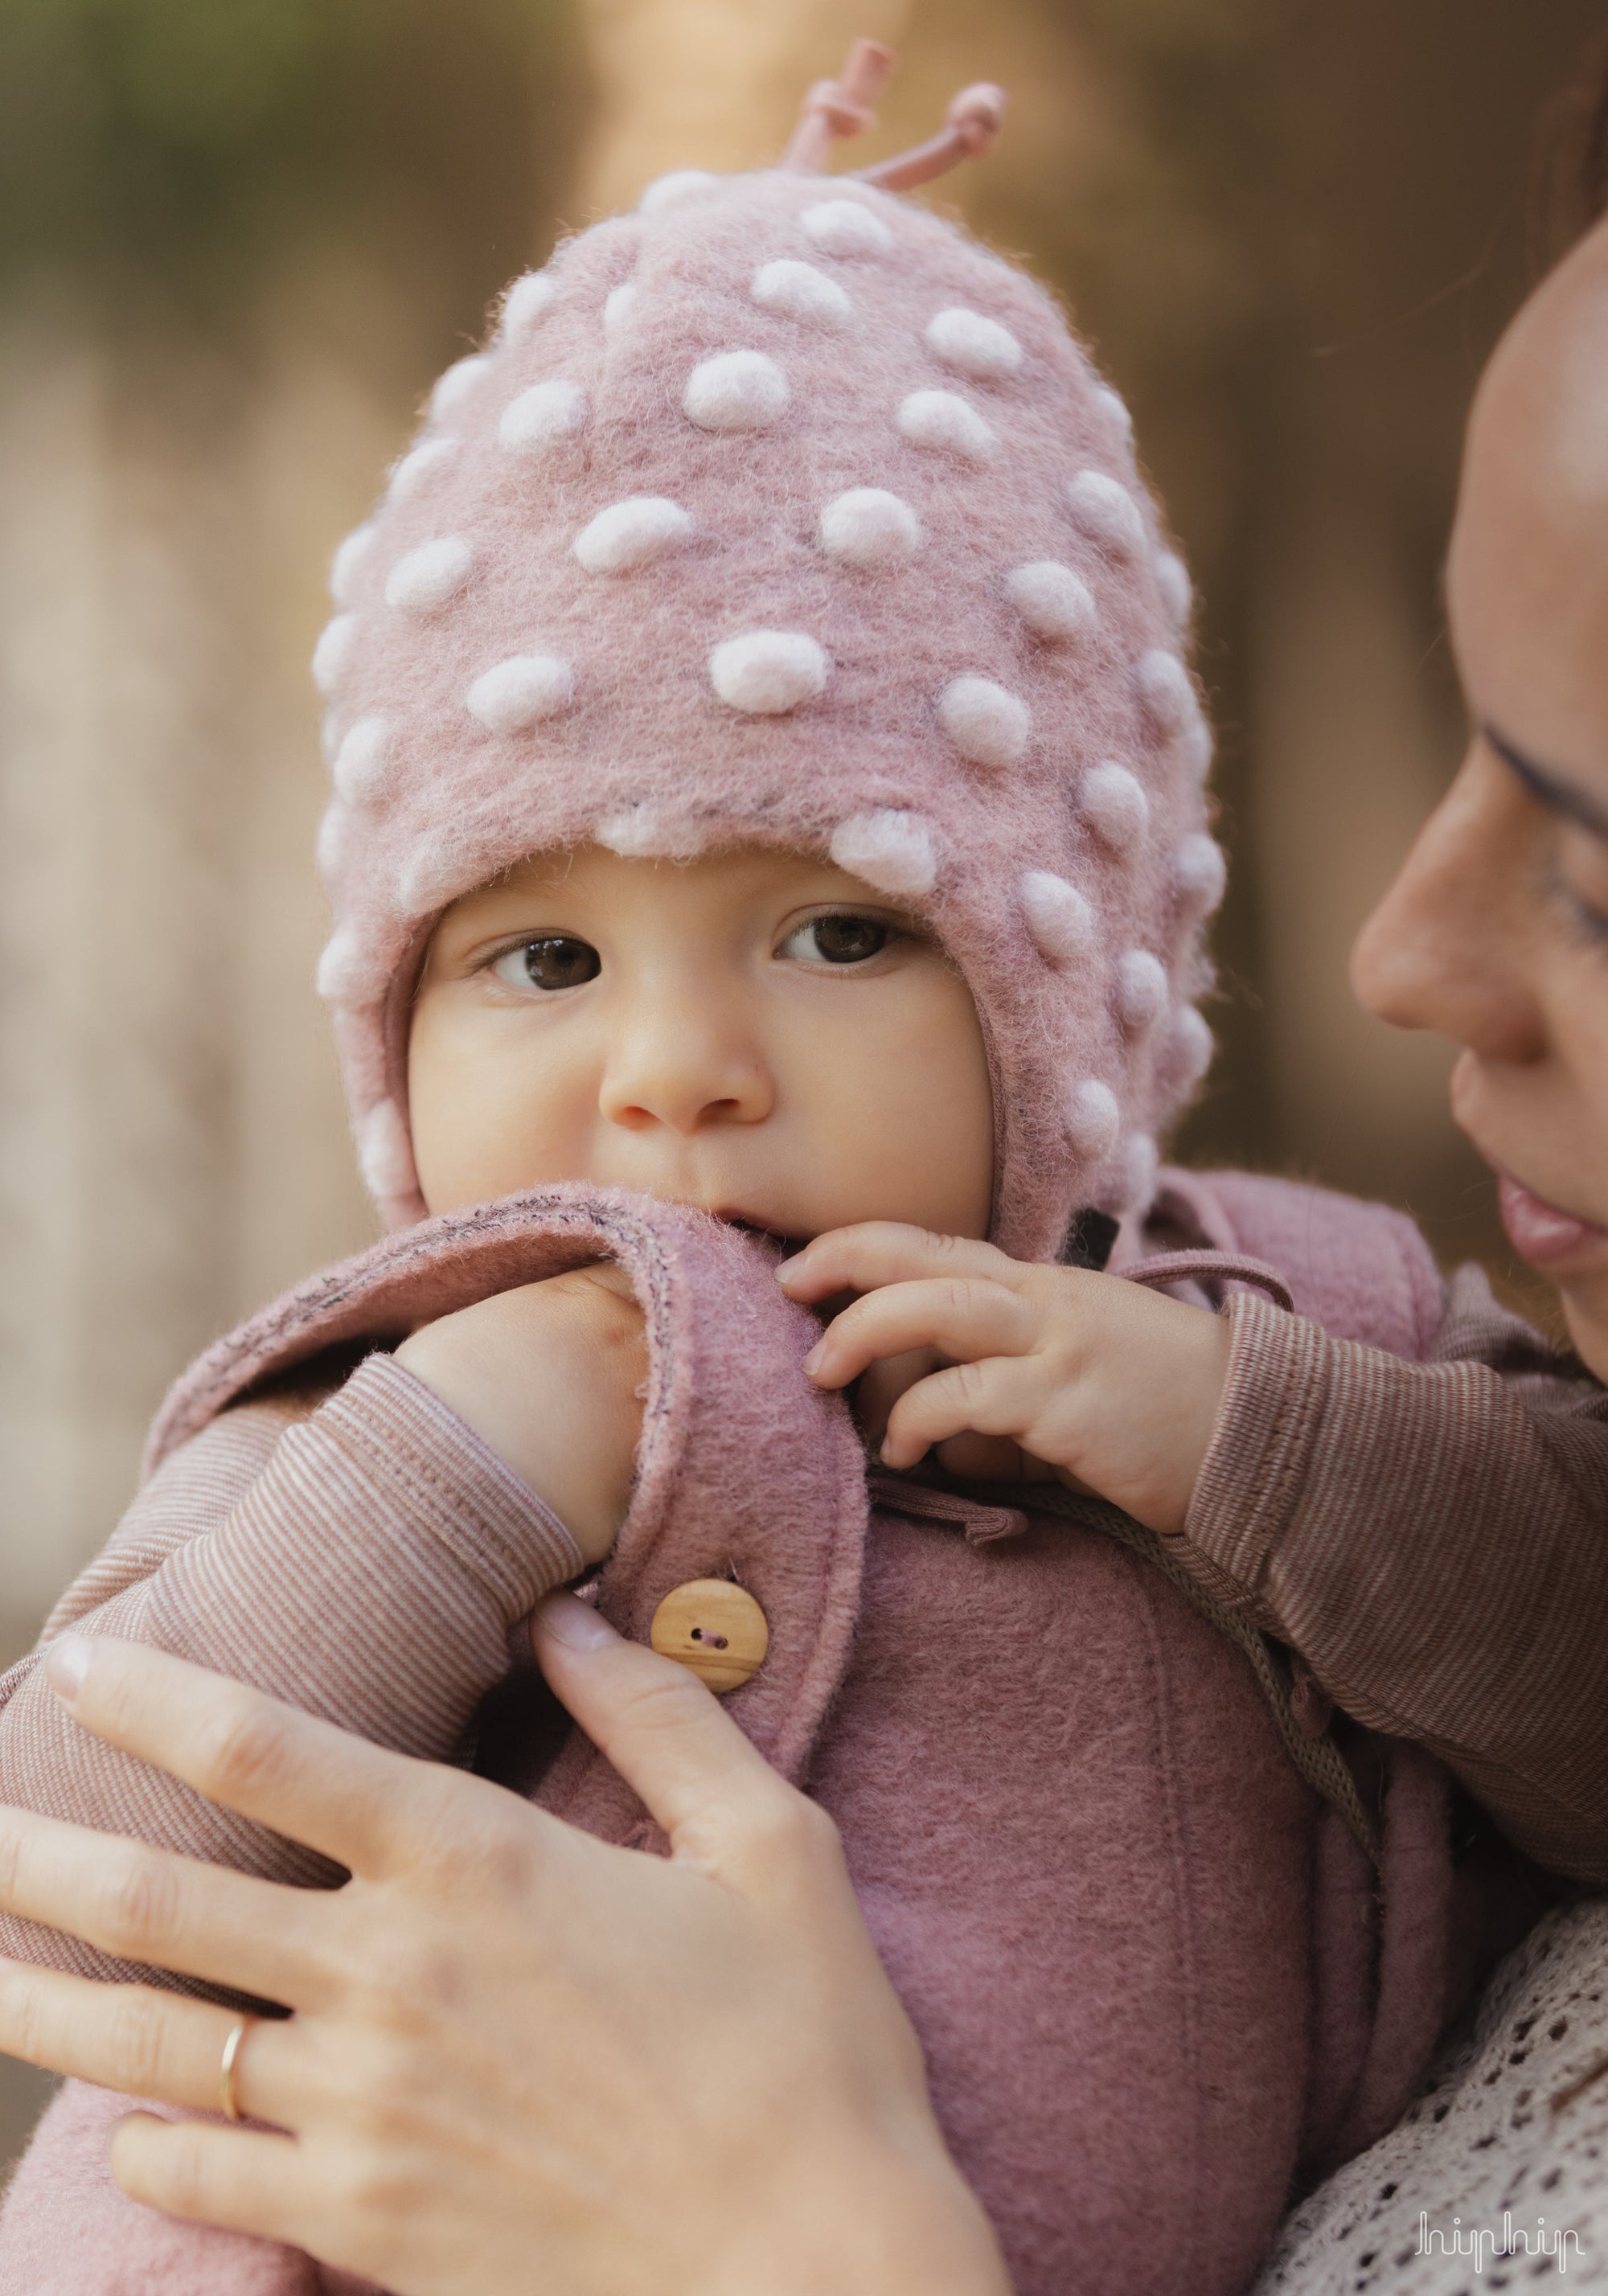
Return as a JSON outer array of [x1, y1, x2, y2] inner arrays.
[[0, 1958, 299, 2125], [43, 1636, 464, 1882], [110, 2112, 307, 2247], [880, 1355, 1050, 1470], [801, 1277, 1034, 1388], [0, 1802, 332, 2007], [531, 1594, 813, 1876], [777, 1223, 1018, 1305]]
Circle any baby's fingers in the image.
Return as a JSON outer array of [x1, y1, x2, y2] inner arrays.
[[778, 1223, 1017, 1305], [802, 1277, 1033, 1390], [880, 1356, 1053, 1470]]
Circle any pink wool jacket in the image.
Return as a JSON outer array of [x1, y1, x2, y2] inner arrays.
[[0, 1171, 1571, 2296]]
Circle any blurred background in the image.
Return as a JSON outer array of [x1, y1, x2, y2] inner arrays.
[[0, 0, 1602, 2164]]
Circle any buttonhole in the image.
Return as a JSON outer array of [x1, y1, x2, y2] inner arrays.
[[689, 1628, 729, 1648]]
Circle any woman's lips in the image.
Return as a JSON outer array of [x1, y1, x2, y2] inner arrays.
[[1497, 1172, 1608, 1269]]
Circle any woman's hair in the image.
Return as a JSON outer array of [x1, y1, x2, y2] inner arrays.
[[1532, 31, 1608, 267]]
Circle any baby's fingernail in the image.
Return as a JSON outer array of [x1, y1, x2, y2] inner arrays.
[[46, 1634, 93, 1704], [800, 1341, 825, 1376], [532, 1591, 619, 1652]]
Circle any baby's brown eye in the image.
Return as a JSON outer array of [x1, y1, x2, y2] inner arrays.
[[785, 914, 891, 966], [491, 936, 601, 991]]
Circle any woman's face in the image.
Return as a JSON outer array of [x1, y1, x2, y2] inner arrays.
[[1352, 217, 1608, 1377], [407, 843, 995, 1247]]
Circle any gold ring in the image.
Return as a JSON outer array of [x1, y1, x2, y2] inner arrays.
[[219, 2016, 254, 2124]]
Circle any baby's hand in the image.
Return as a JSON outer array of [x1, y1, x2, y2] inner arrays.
[[778, 1225, 1230, 1539], [396, 1264, 646, 1564]]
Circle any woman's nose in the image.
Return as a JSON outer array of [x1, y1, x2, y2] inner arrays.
[[1349, 744, 1547, 1064], [597, 1002, 774, 1135]]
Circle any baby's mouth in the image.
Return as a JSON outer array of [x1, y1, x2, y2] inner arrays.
[[714, 1209, 810, 1250]]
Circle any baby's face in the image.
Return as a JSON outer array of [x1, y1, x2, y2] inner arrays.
[[408, 843, 994, 1245]]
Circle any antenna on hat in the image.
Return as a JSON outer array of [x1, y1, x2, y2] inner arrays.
[[782, 39, 898, 172], [781, 38, 1006, 190]]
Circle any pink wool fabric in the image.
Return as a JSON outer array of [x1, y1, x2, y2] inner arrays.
[[0, 1174, 1508, 2296], [311, 165, 1219, 1257]]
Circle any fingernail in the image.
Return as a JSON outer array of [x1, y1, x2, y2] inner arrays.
[[774, 1253, 805, 1284], [800, 1341, 824, 1377], [46, 1634, 93, 1704], [533, 1591, 619, 1651]]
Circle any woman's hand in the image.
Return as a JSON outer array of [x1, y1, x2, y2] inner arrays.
[[396, 1263, 646, 1562], [780, 1223, 1232, 1537], [0, 1609, 1008, 2296]]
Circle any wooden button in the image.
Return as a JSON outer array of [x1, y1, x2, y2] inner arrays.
[[650, 1579, 769, 1694]]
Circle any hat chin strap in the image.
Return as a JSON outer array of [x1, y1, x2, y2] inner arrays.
[[781, 35, 1006, 191]]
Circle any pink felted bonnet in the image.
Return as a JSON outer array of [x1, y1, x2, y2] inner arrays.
[[310, 66, 1226, 1264]]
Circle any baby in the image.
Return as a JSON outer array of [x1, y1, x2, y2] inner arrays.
[[1, 51, 1606, 2296]]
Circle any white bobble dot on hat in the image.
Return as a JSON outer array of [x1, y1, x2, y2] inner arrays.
[[1153, 548, 1192, 632], [1019, 870, 1095, 964], [638, 169, 720, 214], [397, 843, 473, 918], [1163, 1004, 1214, 1090], [1137, 648, 1196, 736], [328, 525, 374, 608], [1081, 762, 1151, 852], [315, 802, 350, 879], [830, 809, 937, 898], [388, 438, 457, 502], [1115, 950, 1168, 1031], [683, 351, 790, 432], [801, 199, 894, 256], [314, 926, 359, 1005], [316, 924, 388, 1008], [500, 379, 588, 457], [925, 307, 1023, 382], [311, 613, 359, 698], [333, 714, 391, 804], [1067, 1079, 1122, 1162], [596, 801, 673, 859], [466, 654, 575, 734], [573, 495, 693, 575], [1180, 716, 1213, 781], [897, 389, 996, 461], [1174, 832, 1228, 915], [430, 355, 489, 422], [1092, 384, 1134, 445], [751, 259, 851, 325], [819, 488, 921, 568], [603, 283, 638, 334], [1006, 561, 1097, 645], [502, 269, 559, 339], [940, 675, 1030, 770], [385, 535, 475, 614], [1066, 469, 1146, 560], [1122, 1131, 1161, 1209], [356, 1098, 416, 1205], [709, 630, 828, 715]]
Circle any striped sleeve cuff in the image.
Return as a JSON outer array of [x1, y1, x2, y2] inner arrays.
[[314, 1351, 585, 1619], [1182, 1293, 1331, 1593]]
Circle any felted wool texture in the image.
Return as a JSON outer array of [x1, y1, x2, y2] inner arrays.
[[0, 1171, 1475, 2296], [0, 2081, 332, 2295], [311, 167, 1220, 1257]]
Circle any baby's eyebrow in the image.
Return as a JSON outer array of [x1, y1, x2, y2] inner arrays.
[[1484, 722, 1608, 842]]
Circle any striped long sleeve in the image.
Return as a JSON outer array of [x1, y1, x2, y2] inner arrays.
[[1181, 1268, 1608, 1885], [0, 1351, 581, 1992]]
